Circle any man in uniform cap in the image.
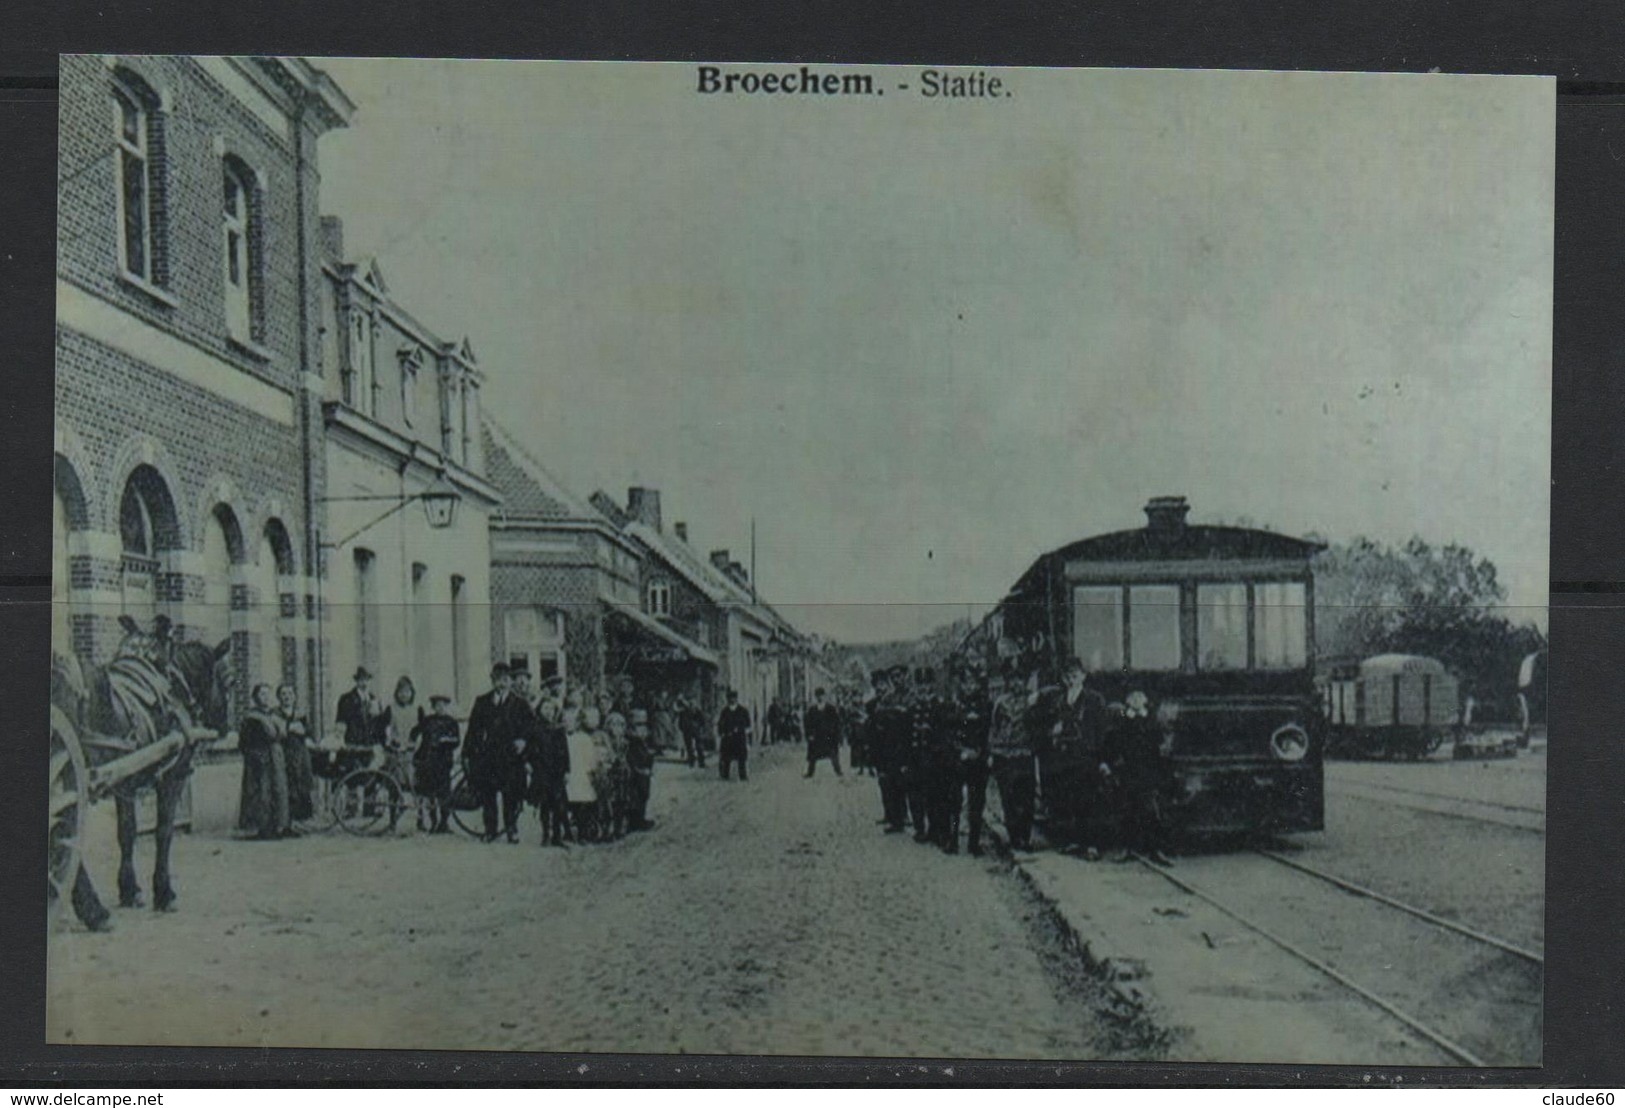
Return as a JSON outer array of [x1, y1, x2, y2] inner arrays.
[[906, 666, 947, 843], [625, 708, 657, 830]]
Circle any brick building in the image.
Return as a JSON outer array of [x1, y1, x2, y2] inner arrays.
[[484, 418, 650, 694], [316, 222, 500, 713], [54, 54, 353, 727]]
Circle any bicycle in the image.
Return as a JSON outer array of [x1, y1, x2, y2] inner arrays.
[[309, 744, 414, 837]]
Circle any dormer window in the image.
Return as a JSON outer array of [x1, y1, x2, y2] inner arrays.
[[647, 580, 672, 617]]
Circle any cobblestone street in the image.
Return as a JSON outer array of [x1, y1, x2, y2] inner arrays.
[[48, 746, 1155, 1059]]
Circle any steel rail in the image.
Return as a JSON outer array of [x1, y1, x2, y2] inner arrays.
[[1132, 855, 1490, 1068], [1328, 782, 1543, 834], [1253, 849, 1544, 966]]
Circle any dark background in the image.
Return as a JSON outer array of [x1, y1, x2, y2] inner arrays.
[[1, 0, 1621, 1087]]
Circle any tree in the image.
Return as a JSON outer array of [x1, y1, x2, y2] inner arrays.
[[1313, 535, 1545, 710]]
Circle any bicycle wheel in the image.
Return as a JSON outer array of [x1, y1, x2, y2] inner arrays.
[[447, 767, 485, 837], [335, 769, 405, 836]]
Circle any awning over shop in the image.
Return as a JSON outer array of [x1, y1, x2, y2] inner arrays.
[[602, 602, 719, 668]]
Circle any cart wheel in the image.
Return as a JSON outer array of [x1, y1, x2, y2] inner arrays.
[[49, 708, 89, 927], [448, 768, 485, 838], [335, 769, 405, 836]]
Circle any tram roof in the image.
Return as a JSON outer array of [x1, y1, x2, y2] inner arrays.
[[1008, 522, 1325, 595]]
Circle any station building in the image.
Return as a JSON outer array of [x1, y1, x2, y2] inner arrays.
[[54, 54, 354, 727]]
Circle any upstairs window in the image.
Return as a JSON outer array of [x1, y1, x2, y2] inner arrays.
[[398, 346, 422, 427], [221, 158, 258, 343], [113, 76, 162, 286], [346, 309, 374, 414]]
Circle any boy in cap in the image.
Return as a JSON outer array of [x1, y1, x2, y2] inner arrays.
[[411, 694, 462, 833]]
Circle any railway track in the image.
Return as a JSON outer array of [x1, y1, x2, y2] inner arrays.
[[1327, 778, 1544, 834], [1133, 850, 1542, 1067]]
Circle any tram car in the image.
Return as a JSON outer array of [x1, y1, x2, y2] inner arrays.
[[1320, 653, 1458, 760], [961, 497, 1325, 837]]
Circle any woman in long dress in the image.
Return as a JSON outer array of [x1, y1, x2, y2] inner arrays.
[[238, 683, 291, 840], [277, 683, 316, 826]]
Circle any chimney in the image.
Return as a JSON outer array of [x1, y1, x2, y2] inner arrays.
[[319, 215, 345, 263], [627, 487, 662, 531], [590, 491, 629, 527], [674, 521, 689, 543], [710, 549, 731, 572], [1144, 496, 1191, 535]]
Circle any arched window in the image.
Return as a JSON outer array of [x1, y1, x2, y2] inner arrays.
[[199, 504, 244, 650], [112, 72, 163, 287], [117, 466, 179, 623], [255, 520, 294, 689], [222, 158, 259, 343]]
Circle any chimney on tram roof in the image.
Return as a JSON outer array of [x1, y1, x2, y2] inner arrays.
[[673, 521, 689, 543], [1144, 496, 1191, 534], [627, 487, 662, 532]]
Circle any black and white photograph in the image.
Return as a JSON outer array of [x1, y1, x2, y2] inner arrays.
[[47, 56, 1551, 1066]]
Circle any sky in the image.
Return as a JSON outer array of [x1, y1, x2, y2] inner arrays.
[[314, 61, 1553, 644]]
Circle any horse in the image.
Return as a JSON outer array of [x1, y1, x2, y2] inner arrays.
[[52, 615, 231, 928]]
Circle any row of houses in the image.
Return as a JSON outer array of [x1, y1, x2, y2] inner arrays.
[[53, 54, 828, 740]]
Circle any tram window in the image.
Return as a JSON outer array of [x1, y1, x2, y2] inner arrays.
[[1072, 586, 1123, 671], [1196, 583, 1248, 670], [1128, 585, 1180, 670], [1255, 581, 1307, 668]]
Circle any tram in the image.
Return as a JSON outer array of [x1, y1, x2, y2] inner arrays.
[[1320, 653, 1458, 760], [960, 497, 1325, 836]]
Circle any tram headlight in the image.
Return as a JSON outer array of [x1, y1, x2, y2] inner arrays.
[[1270, 723, 1310, 762]]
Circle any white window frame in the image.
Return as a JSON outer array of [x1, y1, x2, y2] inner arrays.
[[113, 79, 157, 284], [222, 160, 253, 342]]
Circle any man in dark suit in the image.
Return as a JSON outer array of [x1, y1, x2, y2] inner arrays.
[[868, 667, 910, 832], [803, 686, 843, 777], [717, 689, 752, 781], [463, 662, 527, 842], [1041, 656, 1109, 854], [334, 666, 378, 747]]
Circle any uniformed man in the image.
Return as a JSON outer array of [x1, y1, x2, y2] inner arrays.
[[955, 670, 993, 856], [906, 667, 944, 843], [988, 661, 1039, 852], [625, 707, 657, 830], [924, 673, 967, 852], [717, 689, 752, 781]]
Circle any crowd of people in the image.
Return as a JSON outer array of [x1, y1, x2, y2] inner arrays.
[[854, 656, 1176, 864], [234, 662, 801, 846], [233, 653, 1173, 863]]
